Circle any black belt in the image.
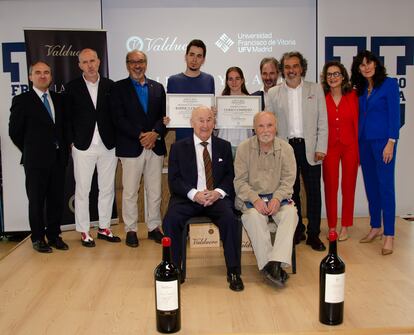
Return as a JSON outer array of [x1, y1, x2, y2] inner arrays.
[[289, 137, 304, 144]]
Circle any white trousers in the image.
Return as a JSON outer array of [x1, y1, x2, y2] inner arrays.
[[72, 144, 118, 233], [242, 204, 298, 270], [120, 149, 163, 232]]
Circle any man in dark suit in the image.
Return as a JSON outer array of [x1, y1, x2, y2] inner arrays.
[[9, 61, 69, 253], [163, 106, 244, 292], [65, 48, 120, 247], [111, 50, 166, 247]]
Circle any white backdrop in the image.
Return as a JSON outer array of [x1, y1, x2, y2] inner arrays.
[[318, 0, 414, 217], [102, 0, 317, 89]]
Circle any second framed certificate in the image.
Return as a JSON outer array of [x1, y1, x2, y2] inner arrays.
[[215, 95, 261, 129], [166, 94, 214, 128]]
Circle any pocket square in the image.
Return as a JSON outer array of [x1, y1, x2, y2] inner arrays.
[[218, 158, 223, 162]]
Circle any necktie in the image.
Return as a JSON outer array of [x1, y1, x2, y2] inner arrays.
[[201, 142, 214, 190], [42, 93, 53, 121]]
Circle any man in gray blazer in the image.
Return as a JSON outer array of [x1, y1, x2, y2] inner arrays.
[[267, 51, 328, 251]]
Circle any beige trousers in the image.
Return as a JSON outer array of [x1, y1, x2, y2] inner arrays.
[[241, 203, 298, 270], [120, 149, 164, 232]]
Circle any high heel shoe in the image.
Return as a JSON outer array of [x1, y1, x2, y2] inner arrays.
[[359, 230, 383, 243], [338, 231, 349, 241], [381, 248, 393, 255], [381, 236, 394, 255]]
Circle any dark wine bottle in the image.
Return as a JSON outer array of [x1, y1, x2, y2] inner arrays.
[[319, 230, 345, 325], [154, 237, 181, 333]]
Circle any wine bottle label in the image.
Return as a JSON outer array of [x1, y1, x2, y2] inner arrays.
[[325, 273, 345, 303], [156, 280, 178, 311]]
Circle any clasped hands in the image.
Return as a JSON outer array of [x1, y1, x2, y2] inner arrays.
[[139, 131, 158, 149], [254, 198, 281, 216], [194, 190, 221, 207]]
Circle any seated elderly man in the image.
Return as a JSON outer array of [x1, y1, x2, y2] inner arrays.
[[234, 111, 298, 287], [163, 106, 243, 291]]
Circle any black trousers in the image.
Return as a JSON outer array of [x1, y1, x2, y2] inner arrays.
[[24, 158, 66, 242], [163, 197, 241, 274], [290, 140, 322, 237]]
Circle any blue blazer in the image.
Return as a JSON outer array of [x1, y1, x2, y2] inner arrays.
[[111, 77, 166, 157], [358, 77, 400, 141], [168, 135, 235, 202]]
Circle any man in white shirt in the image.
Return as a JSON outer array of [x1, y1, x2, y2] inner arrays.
[[267, 51, 328, 251], [65, 48, 120, 247], [10, 61, 69, 253]]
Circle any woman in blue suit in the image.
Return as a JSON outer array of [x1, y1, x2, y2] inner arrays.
[[351, 50, 400, 255]]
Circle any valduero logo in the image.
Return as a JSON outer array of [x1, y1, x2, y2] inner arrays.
[[126, 36, 186, 52], [2, 42, 29, 96], [325, 36, 414, 128]]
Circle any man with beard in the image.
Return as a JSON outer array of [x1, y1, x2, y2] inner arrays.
[[234, 111, 297, 287], [111, 50, 167, 247], [167, 39, 215, 141], [267, 51, 328, 251], [252, 57, 280, 109]]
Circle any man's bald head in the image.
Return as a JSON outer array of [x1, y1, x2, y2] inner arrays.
[[254, 111, 277, 144], [190, 106, 215, 141]]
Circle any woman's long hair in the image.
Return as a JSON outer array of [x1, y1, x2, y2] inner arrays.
[[221, 66, 249, 96], [350, 50, 387, 96]]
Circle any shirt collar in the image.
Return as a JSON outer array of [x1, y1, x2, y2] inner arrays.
[[33, 86, 50, 99], [193, 134, 212, 146], [130, 76, 148, 87], [82, 73, 100, 87], [283, 78, 303, 90]]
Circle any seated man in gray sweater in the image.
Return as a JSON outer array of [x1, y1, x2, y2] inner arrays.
[[234, 111, 298, 287]]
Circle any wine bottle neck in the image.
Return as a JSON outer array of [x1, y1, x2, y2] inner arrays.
[[329, 240, 337, 255], [163, 245, 172, 262]]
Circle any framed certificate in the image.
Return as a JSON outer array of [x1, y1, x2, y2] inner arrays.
[[215, 95, 261, 129], [166, 94, 215, 128]]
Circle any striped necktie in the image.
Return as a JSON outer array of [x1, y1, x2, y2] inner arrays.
[[42, 92, 54, 121], [201, 141, 214, 190]]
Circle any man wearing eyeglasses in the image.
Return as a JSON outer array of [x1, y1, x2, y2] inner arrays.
[[111, 50, 167, 247], [267, 51, 328, 252]]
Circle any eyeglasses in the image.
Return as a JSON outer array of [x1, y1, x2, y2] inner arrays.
[[127, 59, 146, 65], [326, 71, 342, 78]]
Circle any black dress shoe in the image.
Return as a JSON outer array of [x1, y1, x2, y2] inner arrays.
[[48, 236, 69, 250], [262, 261, 285, 287], [294, 231, 306, 245], [280, 268, 289, 282], [148, 228, 164, 243], [227, 273, 244, 291], [97, 228, 121, 242], [32, 240, 52, 253], [126, 231, 139, 247], [306, 235, 326, 251]]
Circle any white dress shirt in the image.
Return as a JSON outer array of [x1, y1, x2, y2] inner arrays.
[[187, 134, 226, 201], [285, 79, 304, 138], [83, 74, 102, 146]]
